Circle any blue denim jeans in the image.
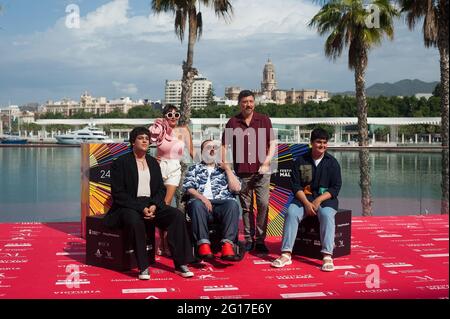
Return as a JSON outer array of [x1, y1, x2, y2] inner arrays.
[[187, 199, 240, 246], [281, 199, 337, 255]]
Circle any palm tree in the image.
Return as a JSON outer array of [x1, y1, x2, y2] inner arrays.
[[309, 0, 399, 216], [399, 0, 449, 214], [151, 0, 233, 126]]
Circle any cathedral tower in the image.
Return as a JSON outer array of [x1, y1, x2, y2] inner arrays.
[[261, 59, 277, 95]]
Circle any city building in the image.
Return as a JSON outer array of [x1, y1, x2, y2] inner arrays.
[[43, 92, 145, 116], [0, 105, 35, 132], [213, 96, 238, 107], [225, 59, 330, 105], [164, 74, 212, 109], [224, 86, 242, 101]]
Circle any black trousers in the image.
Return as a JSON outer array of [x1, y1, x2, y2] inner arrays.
[[116, 198, 194, 271]]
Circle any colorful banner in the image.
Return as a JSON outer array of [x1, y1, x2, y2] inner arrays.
[[80, 143, 310, 238]]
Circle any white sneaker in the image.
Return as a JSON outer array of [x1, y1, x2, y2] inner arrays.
[[175, 265, 194, 278], [138, 268, 150, 280]]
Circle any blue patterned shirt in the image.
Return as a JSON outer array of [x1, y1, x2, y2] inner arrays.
[[182, 162, 240, 202]]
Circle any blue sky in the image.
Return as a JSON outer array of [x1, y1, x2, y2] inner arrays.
[[0, 0, 440, 106]]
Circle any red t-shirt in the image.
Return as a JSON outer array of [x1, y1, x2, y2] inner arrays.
[[221, 112, 275, 175]]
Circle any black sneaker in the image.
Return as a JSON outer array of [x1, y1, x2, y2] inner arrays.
[[244, 241, 255, 252], [175, 265, 194, 278], [138, 267, 150, 280], [255, 243, 269, 254]]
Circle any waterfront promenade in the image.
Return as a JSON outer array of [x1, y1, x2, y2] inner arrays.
[[1, 117, 442, 147]]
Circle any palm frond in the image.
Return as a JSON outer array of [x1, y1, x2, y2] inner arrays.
[[198, 0, 233, 21], [196, 11, 203, 40], [309, 0, 398, 69], [152, 0, 176, 13], [152, 0, 232, 43], [213, 0, 233, 20], [399, 0, 439, 47], [175, 8, 187, 41], [399, 0, 430, 29], [324, 30, 344, 60], [423, 0, 438, 47], [348, 37, 368, 70]]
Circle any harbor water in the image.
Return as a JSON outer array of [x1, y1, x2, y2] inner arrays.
[[0, 147, 443, 222]]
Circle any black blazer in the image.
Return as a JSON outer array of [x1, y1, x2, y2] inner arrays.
[[104, 152, 166, 228]]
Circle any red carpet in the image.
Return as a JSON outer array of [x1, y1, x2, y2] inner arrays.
[[0, 215, 448, 299]]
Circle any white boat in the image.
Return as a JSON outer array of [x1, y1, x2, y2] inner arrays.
[[55, 126, 114, 145]]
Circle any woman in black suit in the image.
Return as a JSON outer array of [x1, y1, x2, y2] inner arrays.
[[104, 126, 195, 280]]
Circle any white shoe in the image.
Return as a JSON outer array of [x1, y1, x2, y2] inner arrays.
[[271, 253, 292, 268]]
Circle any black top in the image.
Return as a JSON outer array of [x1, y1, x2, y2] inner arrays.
[[291, 150, 342, 210], [104, 152, 166, 228]]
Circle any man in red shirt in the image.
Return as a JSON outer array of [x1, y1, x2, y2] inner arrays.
[[221, 90, 276, 253]]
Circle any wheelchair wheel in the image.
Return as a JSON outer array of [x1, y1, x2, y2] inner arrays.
[[233, 240, 246, 261]]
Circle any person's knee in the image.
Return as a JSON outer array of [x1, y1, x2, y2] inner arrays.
[[286, 204, 302, 219], [189, 199, 206, 211], [121, 209, 143, 227], [319, 209, 335, 224], [169, 208, 187, 225], [188, 199, 207, 217], [223, 200, 239, 214]]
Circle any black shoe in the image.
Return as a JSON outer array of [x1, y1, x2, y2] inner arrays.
[[245, 241, 255, 252], [175, 265, 194, 278], [255, 243, 269, 254], [138, 267, 150, 280]]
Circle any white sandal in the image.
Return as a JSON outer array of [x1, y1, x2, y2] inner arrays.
[[321, 256, 335, 272], [271, 253, 292, 268]]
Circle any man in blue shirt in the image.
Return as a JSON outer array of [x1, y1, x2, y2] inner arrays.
[[183, 140, 242, 260], [271, 128, 342, 271]]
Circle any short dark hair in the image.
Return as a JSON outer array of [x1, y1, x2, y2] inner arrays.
[[129, 126, 150, 145], [310, 128, 329, 142], [238, 90, 255, 103], [162, 104, 179, 115]]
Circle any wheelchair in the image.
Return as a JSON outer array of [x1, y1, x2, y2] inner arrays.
[[181, 194, 246, 262]]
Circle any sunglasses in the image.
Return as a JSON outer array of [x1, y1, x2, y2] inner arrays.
[[165, 112, 180, 119]]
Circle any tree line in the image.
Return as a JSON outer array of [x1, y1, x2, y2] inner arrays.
[[37, 93, 441, 120]]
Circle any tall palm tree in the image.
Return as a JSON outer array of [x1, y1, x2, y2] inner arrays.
[[309, 0, 399, 216], [151, 0, 233, 126], [399, 0, 449, 214]]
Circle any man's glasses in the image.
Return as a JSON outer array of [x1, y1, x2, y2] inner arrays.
[[204, 145, 219, 151], [165, 112, 180, 119]]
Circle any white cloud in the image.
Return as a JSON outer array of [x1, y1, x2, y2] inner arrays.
[[113, 81, 138, 95], [81, 0, 129, 32], [200, 0, 319, 40], [0, 0, 441, 105]]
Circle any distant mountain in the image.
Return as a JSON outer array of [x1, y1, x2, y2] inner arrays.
[[332, 79, 439, 97]]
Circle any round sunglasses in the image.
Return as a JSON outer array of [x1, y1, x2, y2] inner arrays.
[[165, 112, 180, 119]]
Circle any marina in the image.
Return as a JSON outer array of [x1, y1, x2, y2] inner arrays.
[[0, 117, 443, 146]]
